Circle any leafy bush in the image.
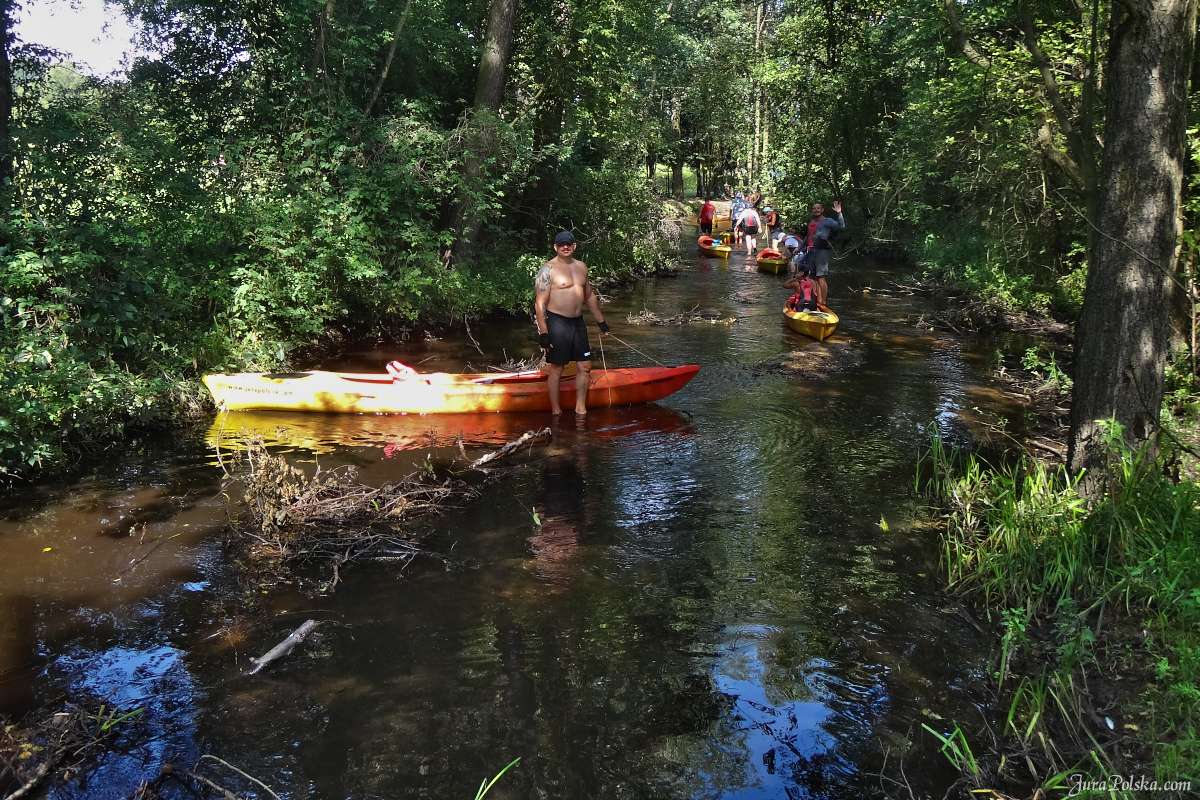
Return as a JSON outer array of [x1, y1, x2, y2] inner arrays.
[[923, 423, 1200, 788]]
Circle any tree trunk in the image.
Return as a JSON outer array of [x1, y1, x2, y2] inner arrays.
[[517, 95, 564, 236], [1067, 0, 1198, 495], [752, 0, 762, 181], [473, 0, 518, 112], [670, 94, 684, 200], [307, 0, 336, 99], [0, 0, 15, 190], [448, 0, 519, 268], [762, 111, 769, 184], [364, 0, 416, 117]]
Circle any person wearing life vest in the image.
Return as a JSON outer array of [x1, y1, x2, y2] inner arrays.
[[763, 206, 780, 237], [802, 200, 845, 306], [698, 198, 716, 235], [736, 205, 763, 255], [783, 269, 820, 312]]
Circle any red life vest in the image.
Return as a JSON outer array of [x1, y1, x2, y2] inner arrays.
[[806, 219, 820, 248], [699, 203, 716, 223], [798, 278, 815, 302]]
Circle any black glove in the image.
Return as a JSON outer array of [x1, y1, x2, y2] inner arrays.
[[597, 320, 610, 334], [539, 332, 552, 349]]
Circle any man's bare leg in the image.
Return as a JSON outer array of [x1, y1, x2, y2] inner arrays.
[[547, 363, 565, 415], [816, 276, 828, 306], [574, 360, 592, 414]]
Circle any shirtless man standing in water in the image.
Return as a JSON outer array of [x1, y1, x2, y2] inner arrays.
[[535, 231, 610, 415]]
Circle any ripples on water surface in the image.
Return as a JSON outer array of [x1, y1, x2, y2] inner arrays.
[[0, 243, 1029, 798]]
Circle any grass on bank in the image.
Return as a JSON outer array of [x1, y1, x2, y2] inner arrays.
[[920, 421, 1200, 796]]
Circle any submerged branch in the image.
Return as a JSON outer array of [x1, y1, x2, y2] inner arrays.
[[246, 620, 322, 675], [469, 428, 552, 468]]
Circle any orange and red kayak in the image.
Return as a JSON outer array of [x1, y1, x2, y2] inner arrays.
[[203, 365, 701, 414]]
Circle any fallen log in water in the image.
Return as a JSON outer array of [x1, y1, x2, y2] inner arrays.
[[469, 428, 552, 469], [246, 620, 321, 675]]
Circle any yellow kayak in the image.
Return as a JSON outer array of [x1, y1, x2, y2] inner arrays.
[[698, 235, 732, 258], [782, 303, 839, 342], [756, 249, 788, 274]]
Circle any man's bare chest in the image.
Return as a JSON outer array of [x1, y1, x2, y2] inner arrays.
[[551, 263, 585, 289]]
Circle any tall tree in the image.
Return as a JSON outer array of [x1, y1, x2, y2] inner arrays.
[[449, 0, 519, 266], [1067, 0, 1199, 491], [0, 0, 15, 190]]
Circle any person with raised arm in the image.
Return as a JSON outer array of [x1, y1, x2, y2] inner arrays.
[[801, 201, 845, 306]]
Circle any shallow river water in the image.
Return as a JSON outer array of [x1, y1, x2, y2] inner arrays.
[[0, 238, 1030, 799]]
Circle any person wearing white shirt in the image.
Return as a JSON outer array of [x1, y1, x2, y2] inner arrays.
[[736, 207, 763, 255]]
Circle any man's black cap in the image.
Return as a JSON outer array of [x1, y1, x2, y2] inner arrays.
[[554, 231, 576, 246]]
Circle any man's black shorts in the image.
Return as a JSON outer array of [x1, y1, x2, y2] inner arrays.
[[545, 311, 592, 366]]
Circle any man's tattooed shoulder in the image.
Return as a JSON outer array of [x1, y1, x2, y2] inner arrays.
[[535, 264, 553, 292]]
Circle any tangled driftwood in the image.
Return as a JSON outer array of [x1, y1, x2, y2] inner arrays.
[[226, 429, 553, 591], [1, 698, 148, 800], [224, 435, 471, 590], [628, 306, 737, 326]]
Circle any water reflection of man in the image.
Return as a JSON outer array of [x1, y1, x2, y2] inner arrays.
[[527, 449, 591, 586]]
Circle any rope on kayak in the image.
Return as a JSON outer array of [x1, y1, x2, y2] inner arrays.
[[598, 333, 612, 407], [606, 332, 669, 368]]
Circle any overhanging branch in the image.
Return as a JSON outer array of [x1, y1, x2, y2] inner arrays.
[[944, 0, 992, 69]]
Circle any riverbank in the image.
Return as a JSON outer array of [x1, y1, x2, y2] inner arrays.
[[0, 222, 682, 488], [922, 429, 1200, 797]]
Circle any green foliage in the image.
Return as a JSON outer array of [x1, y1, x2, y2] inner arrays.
[[920, 723, 982, 781], [1020, 346, 1072, 393], [3, 0, 689, 481], [922, 421, 1200, 787]]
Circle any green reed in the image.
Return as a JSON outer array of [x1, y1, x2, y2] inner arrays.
[[920, 421, 1200, 791]]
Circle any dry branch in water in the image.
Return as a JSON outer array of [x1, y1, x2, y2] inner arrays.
[[489, 351, 543, 373], [227, 435, 475, 588], [469, 428, 551, 468], [628, 306, 737, 325], [246, 619, 321, 675], [1, 698, 148, 800], [240, 436, 463, 537]]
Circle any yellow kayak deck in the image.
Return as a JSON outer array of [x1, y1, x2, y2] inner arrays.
[[782, 303, 839, 342], [203, 366, 702, 414]]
